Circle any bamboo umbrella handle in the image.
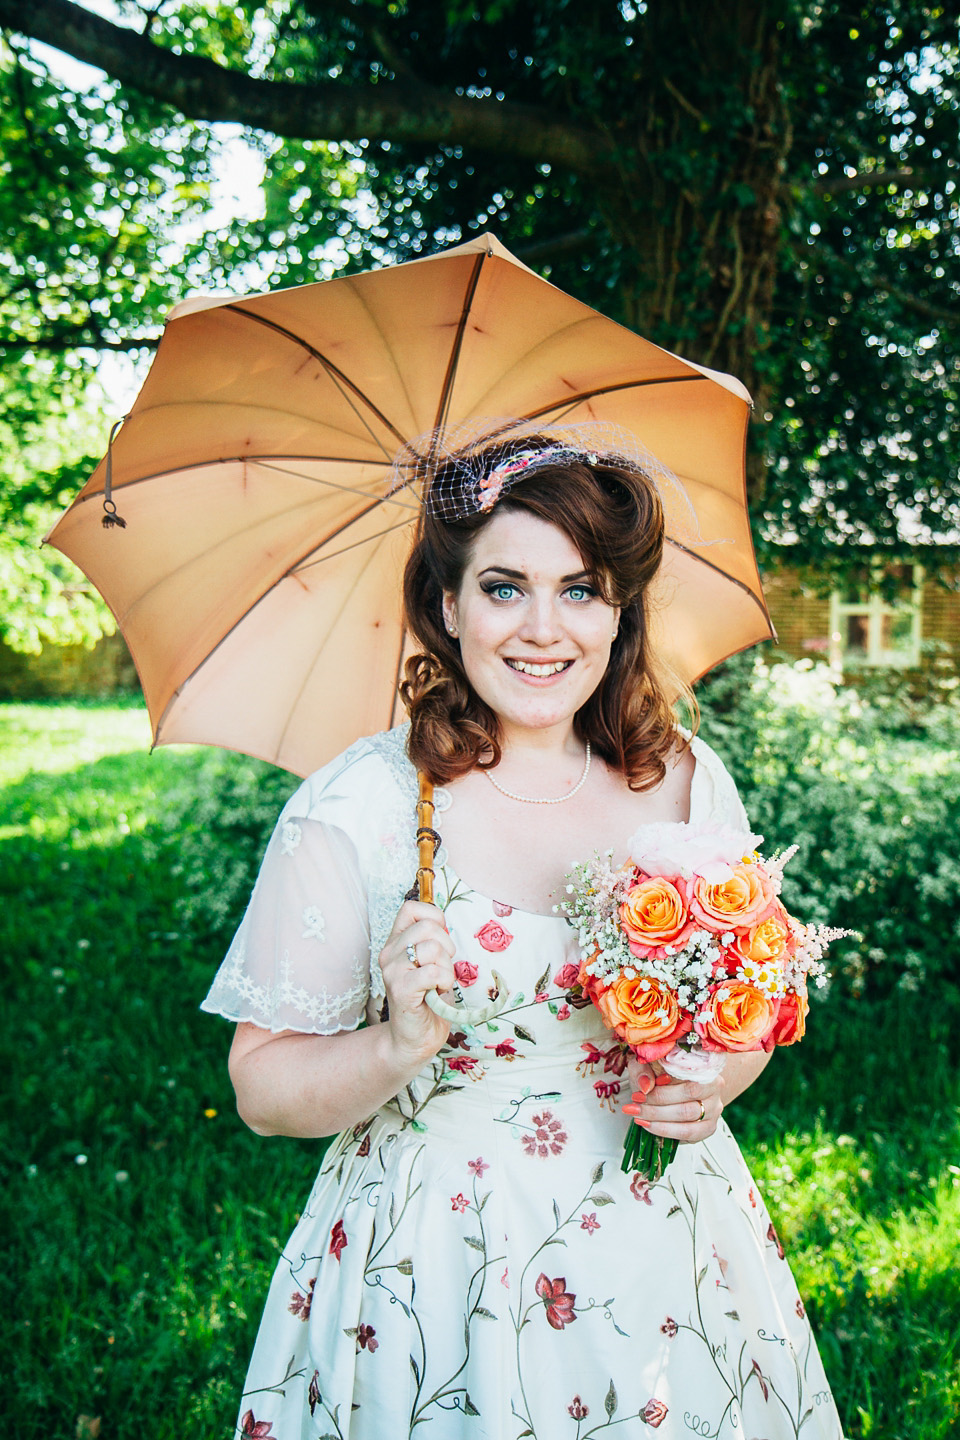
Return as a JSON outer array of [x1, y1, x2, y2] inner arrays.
[[416, 772, 510, 1025]]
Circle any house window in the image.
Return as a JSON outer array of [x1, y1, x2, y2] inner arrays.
[[829, 564, 923, 669]]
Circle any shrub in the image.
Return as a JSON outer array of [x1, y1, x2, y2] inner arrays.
[[698, 654, 960, 999]]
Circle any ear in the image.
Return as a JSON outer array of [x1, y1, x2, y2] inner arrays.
[[442, 591, 459, 638], [610, 605, 622, 641]]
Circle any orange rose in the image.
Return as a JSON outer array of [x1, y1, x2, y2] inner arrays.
[[695, 981, 779, 1052], [770, 987, 809, 1046], [620, 877, 693, 952], [690, 862, 776, 931], [734, 907, 791, 966], [595, 975, 692, 1060]]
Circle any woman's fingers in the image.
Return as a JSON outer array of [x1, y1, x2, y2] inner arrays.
[[621, 1077, 723, 1140]]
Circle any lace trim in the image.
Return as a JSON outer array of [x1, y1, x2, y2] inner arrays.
[[202, 937, 369, 1035], [360, 725, 419, 999]]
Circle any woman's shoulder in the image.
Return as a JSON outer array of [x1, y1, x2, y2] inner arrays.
[[683, 730, 749, 828], [281, 724, 417, 824]]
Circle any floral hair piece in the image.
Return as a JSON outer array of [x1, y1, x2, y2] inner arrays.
[[475, 445, 598, 513], [387, 416, 720, 548]]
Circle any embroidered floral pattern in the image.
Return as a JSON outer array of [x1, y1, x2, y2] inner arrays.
[[288, 1277, 315, 1320], [535, 1273, 577, 1329], [522, 1111, 568, 1158], [642, 1398, 669, 1427], [329, 1219, 347, 1261]]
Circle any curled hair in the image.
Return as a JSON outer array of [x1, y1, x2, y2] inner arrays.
[[400, 440, 696, 790]]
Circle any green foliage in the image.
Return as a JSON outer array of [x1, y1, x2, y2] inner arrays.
[[0, 377, 116, 651], [698, 651, 960, 997], [1, 698, 959, 1437]]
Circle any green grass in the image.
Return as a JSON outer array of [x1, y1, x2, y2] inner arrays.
[[2, 700, 959, 1438]]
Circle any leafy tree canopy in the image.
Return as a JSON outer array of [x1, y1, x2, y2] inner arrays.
[[0, 0, 957, 641]]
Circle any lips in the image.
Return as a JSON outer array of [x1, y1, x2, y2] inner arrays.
[[505, 659, 573, 677]]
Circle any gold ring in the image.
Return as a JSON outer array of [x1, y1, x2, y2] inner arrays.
[[406, 942, 419, 967], [697, 1099, 706, 1122]]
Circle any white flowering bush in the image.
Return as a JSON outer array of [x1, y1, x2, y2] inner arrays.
[[697, 652, 960, 996]]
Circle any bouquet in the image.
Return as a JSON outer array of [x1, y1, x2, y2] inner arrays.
[[559, 821, 848, 1179]]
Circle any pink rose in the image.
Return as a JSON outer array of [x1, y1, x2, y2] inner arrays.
[[642, 1398, 668, 1427], [553, 962, 580, 990], [493, 900, 513, 917], [454, 959, 479, 987], [475, 920, 513, 952]]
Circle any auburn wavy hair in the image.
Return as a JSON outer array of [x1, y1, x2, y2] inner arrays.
[[399, 443, 696, 790]]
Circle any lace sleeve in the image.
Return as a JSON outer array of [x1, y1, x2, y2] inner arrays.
[[688, 735, 752, 832], [200, 737, 415, 1035]]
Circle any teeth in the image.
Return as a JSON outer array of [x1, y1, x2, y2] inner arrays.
[[508, 660, 570, 677]]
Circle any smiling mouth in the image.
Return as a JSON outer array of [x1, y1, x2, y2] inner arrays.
[[505, 659, 574, 677]]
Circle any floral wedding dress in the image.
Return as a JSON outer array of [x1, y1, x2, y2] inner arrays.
[[202, 725, 844, 1440]]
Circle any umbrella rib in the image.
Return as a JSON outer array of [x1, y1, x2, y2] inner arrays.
[[520, 373, 706, 422], [273, 529, 397, 764], [664, 536, 772, 618], [429, 250, 487, 448], [70, 454, 403, 503], [223, 304, 407, 457], [153, 518, 400, 759], [292, 516, 416, 573], [258, 461, 420, 511], [389, 625, 409, 729]]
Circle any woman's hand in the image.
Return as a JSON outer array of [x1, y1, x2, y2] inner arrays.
[[621, 1049, 773, 1145], [621, 1067, 725, 1144], [379, 899, 458, 1068]]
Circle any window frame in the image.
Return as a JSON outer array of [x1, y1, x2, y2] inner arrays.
[[828, 563, 924, 670]]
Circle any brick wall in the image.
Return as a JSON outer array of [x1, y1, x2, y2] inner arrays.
[[0, 632, 139, 699]]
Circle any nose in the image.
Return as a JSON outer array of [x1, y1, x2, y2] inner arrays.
[[518, 594, 564, 647]]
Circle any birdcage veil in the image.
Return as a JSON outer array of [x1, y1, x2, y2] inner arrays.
[[386, 416, 721, 548]]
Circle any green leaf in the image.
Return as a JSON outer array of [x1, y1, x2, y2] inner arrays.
[[463, 1394, 480, 1416], [590, 1192, 615, 1206], [512, 1024, 536, 1044], [464, 1235, 485, 1251], [605, 1380, 618, 1417]]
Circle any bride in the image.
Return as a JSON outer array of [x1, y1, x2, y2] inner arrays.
[[202, 428, 843, 1438]]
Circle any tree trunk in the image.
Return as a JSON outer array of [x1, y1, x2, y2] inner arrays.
[[603, 0, 792, 502]]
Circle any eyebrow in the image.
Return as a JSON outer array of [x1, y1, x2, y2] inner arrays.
[[477, 565, 593, 584]]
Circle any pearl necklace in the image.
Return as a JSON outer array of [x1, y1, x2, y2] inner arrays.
[[484, 744, 592, 805]]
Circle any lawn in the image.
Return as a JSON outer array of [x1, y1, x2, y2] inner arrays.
[[2, 698, 959, 1438]]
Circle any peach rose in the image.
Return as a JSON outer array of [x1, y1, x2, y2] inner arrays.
[[690, 862, 776, 931], [770, 987, 809, 1046], [733, 906, 792, 966], [594, 975, 692, 1060], [695, 981, 779, 1053], [620, 876, 694, 954]]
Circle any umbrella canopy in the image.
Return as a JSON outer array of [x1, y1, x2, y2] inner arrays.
[[48, 233, 773, 778]]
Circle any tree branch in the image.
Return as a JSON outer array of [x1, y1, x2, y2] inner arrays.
[[0, 0, 612, 174], [807, 243, 960, 328], [513, 229, 597, 265]]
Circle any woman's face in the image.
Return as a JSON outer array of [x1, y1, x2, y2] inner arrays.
[[442, 508, 620, 745]]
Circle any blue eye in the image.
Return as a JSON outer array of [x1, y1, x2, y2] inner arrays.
[[566, 585, 596, 602], [483, 582, 519, 602]]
